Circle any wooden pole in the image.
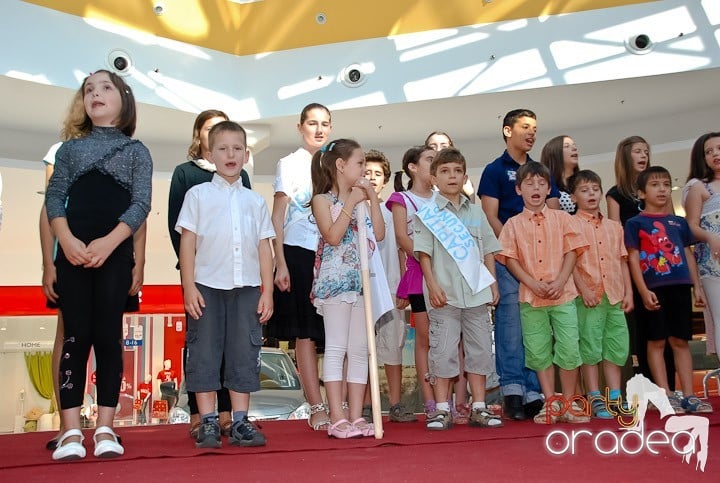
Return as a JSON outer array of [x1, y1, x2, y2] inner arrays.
[[356, 202, 383, 439]]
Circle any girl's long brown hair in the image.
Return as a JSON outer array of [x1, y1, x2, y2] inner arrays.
[[614, 135, 650, 198], [310, 139, 362, 199]]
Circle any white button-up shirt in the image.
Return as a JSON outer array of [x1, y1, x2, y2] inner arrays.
[[176, 174, 275, 290], [272, 148, 319, 251]]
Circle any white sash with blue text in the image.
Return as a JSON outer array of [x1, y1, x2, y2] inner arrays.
[[415, 203, 494, 294]]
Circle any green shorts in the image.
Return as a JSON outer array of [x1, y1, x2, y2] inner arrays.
[[575, 295, 629, 367], [519, 301, 581, 371]]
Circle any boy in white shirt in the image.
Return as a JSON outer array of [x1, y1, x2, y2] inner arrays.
[[177, 121, 275, 448], [364, 150, 416, 423]]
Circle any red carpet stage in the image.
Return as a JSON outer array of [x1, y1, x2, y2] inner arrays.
[[2, 403, 719, 482]]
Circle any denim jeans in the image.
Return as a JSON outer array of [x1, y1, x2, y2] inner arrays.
[[494, 262, 541, 403]]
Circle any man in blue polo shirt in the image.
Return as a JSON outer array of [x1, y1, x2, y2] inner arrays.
[[478, 108, 561, 420]]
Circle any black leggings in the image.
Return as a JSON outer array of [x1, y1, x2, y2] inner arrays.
[[55, 170, 135, 410], [56, 251, 132, 409]]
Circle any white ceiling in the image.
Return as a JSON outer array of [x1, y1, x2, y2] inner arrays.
[[1, 66, 719, 178], [1, 0, 719, 179]]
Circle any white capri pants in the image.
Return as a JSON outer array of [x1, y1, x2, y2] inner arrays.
[[322, 299, 369, 384]]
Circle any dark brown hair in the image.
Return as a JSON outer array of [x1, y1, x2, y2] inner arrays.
[[310, 139, 362, 198], [430, 147, 466, 175], [300, 103, 331, 124], [540, 135, 576, 192], [636, 166, 671, 193], [424, 131, 454, 149], [515, 161, 551, 187], [365, 149, 391, 184], [686, 132, 720, 183], [394, 145, 434, 192], [614, 135, 650, 198], [567, 169, 603, 194], [187, 109, 229, 160], [502, 108, 536, 142]]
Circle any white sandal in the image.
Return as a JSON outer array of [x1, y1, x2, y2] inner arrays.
[[93, 426, 124, 458], [52, 429, 86, 461], [308, 403, 330, 431]]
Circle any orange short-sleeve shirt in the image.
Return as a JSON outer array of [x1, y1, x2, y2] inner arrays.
[[496, 206, 588, 307], [573, 211, 627, 305]]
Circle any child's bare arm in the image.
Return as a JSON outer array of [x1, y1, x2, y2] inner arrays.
[[313, 190, 368, 246], [484, 252, 499, 305], [627, 249, 658, 311], [180, 229, 204, 320], [572, 264, 599, 307], [684, 246, 706, 308], [257, 238, 274, 323], [392, 204, 415, 256], [360, 182, 385, 242], [621, 259, 634, 313], [418, 252, 446, 308], [130, 221, 147, 296]]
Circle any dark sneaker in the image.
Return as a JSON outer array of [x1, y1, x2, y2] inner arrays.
[[229, 417, 266, 447], [196, 419, 221, 448], [389, 403, 417, 423], [426, 410, 452, 431], [523, 399, 544, 419], [504, 395, 526, 420]]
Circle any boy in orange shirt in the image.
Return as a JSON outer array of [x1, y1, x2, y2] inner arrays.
[[496, 162, 589, 424], [569, 170, 633, 418]]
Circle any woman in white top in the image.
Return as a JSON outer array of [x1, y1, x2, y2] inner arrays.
[[267, 103, 333, 430]]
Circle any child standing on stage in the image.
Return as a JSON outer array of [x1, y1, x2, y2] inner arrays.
[[478, 109, 559, 420], [310, 139, 385, 439], [168, 109, 251, 439], [363, 149, 417, 423], [625, 166, 711, 413], [45, 70, 152, 460], [569, 170, 634, 418], [496, 162, 589, 424], [386, 146, 437, 417], [177, 121, 275, 448], [267, 103, 332, 431], [684, 132, 720, 367], [414, 148, 503, 430]]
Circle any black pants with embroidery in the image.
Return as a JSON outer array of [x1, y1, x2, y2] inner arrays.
[[56, 170, 134, 409]]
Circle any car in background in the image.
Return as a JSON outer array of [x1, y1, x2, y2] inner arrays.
[[249, 347, 310, 421]]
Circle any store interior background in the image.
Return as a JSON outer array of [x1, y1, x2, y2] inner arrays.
[[1, 0, 720, 432]]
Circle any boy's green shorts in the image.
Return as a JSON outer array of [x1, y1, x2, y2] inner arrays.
[[520, 301, 581, 371], [576, 294, 629, 367]]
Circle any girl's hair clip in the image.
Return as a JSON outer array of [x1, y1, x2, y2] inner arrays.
[[320, 142, 335, 153]]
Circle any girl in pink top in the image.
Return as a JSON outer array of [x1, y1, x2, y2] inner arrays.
[[386, 145, 436, 416]]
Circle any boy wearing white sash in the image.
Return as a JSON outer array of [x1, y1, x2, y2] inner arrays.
[[414, 148, 503, 430]]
